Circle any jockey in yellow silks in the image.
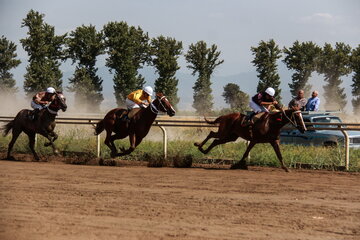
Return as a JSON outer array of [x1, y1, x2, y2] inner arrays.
[[121, 86, 153, 122]]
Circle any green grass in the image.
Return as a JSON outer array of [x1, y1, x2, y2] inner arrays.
[[1, 130, 359, 171]]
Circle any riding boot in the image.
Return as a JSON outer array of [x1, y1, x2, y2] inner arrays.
[[242, 112, 256, 127], [30, 108, 40, 121]]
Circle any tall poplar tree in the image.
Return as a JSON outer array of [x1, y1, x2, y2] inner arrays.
[[185, 41, 224, 114], [251, 39, 282, 102], [151, 36, 182, 109], [222, 83, 249, 112], [20, 10, 66, 96], [103, 21, 150, 106], [283, 41, 321, 97], [350, 45, 360, 115], [67, 24, 104, 112], [0, 36, 21, 94], [317, 42, 351, 110]]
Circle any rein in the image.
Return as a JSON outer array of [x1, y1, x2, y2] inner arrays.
[[150, 96, 168, 115], [281, 109, 299, 127]]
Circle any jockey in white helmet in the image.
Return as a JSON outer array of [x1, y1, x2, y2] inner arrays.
[[121, 86, 154, 122], [29, 87, 57, 121]]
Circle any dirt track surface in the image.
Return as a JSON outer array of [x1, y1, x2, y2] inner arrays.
[[0, 159, 359, 240]]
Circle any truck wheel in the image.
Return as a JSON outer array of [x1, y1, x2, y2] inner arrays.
[[323, 141, 337, 147]]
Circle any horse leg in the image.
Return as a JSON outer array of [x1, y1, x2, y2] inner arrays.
[[27, 132, 40, 161], [194, 131, 219, 149], [270, 140, 289, 172], [44, 131, 58, 146], [117, 133, 140, 156], [199, 134, 238, 154], [6, 129, 22, 160], [104, 130, 117, 158], [231, 141, 256, 170], [41, 131, 60, 156]]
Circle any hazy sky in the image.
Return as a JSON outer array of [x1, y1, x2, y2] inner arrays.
[[0, 0, 359, 111], [1, 0, 359, 75]]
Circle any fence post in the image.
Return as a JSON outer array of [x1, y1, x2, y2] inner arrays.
[[90, 120, 101, 158], [340, 129, 349, 171], [96, 134, 101, 158], [159, 126, 167, 160]]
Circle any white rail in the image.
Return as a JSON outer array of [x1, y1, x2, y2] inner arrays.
[[1, 116, 359, 170]]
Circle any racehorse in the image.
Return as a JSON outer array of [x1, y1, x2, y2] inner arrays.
[[194, 106, 307, 172], [1, 92, 67, 161], [94, 93, 176, 157]]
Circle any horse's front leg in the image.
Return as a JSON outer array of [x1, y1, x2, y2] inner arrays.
[[270, 140, 289, 172], [117, 133, 142, 156], [40, 129, 60, 155]]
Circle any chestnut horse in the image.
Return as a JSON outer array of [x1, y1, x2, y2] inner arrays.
[[94, 93, 176, 157], [194, 107, 307, 172], [1, 92, 67, 161]]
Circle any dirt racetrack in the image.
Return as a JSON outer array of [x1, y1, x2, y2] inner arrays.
[[0, 156, 359, 240]]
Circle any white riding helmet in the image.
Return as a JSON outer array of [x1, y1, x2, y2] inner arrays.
[[143, 86, 153, 96], [265, 87, 275, 97], [46, 87, 56, 94]]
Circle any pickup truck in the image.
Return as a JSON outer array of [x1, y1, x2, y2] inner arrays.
[[280, 113, 360, 148]]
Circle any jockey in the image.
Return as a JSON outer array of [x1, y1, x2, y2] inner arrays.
[[121, 86, 154, 122], [30, 87, 57, 121], [246, 87, 280, 124]]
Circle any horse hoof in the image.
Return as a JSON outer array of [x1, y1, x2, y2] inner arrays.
[[230, 163, 248, 170], [99, 158, 104, 166], [282, 167, 290, 172], [44, 143, 51, 147], [194, 142, 200, 147]]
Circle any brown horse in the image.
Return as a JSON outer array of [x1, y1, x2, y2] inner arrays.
[[1, 92, 67, 161], [194, 107, 307, 172], [94, 93, 176, 157]]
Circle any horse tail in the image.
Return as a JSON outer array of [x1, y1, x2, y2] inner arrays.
[[94, 119, 105, 135], [204, 116, 221, 124], [1, 120, 14, 136]]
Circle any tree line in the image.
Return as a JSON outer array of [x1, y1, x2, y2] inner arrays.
[[0, 9, 359, 114]]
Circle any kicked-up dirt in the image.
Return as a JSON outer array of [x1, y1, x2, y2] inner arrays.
[[0, 155, 359, 240]]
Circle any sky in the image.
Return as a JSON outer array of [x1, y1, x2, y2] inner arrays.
[[0, 0, 359, 111]]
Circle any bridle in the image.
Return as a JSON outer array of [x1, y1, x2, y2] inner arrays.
[[150, 96, 171, 115], [46, 93, 66, 115], [281, 109, 307, 131]]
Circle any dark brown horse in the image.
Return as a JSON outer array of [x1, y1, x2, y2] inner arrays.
[[1, 92, 67, 161], [94, 93, 176, 157], [194, 107, 307, 172]]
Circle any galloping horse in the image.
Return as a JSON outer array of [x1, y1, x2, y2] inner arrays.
[[95, 93, 176, 157], [1, 92, 67, 161], [194, 106, 307, 172]]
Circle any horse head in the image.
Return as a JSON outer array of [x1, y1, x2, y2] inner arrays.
[[49, 92, 67, 112], [153, 93, 176, 117], [284, 105, 307, 133]]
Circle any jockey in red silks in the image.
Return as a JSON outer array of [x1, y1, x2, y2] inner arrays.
[[246, 87, 280, 124]]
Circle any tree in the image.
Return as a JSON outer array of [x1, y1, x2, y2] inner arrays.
[[283, 41, 321, 97], [222, 83, 249, 112], [317, 42, 352, 110], [0, 36, 21, 94], [251, 39, 282, 102], [20, 10, 66, 96], [185, 41, 224, 114], [66, 24, 104, 112], [103, 21, 150, 106], [350, 45, 360, 115], [151, 36, 182, 109]]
